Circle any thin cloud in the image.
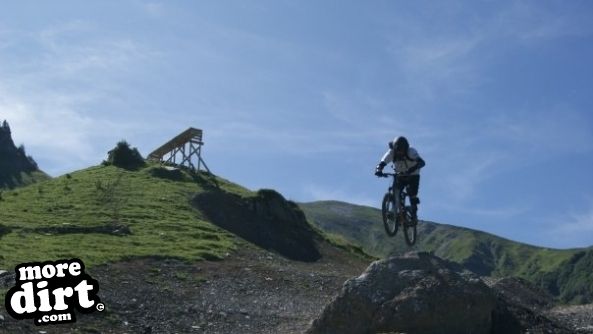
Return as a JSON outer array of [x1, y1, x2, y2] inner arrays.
[[439, 152, 507, 202], [0, 20, 160, 90], [38, 20, 91, 51], [493, 1, 593, 42], [36, 22, 159, 78], [206, 120, 388, 156], [0, 85, 133, 175], [486, 108, 593, 155], [565, 209, 593, 233], [395, 36, 481, 83], [433, 200, 531, 220], [0, 21, 160, 175], [142, 2, 165, 17], [383, 1, 593, 108], [545, 203, 593, 248]]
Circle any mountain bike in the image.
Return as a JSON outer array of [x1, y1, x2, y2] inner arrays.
[[379, 172, 417, 245]]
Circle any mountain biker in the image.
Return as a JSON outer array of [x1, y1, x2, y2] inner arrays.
[[375, 136, 425, 222]]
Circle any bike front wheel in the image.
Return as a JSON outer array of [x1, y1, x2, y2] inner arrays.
[[381, 193, 398, 237], [403, 209, 417, 246]]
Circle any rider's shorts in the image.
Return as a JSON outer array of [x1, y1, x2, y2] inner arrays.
[[397, 175, 420, 197]]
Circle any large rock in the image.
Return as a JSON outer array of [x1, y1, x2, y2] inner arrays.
[[0, 269, 15, 288], [308, 252, 496, 334]]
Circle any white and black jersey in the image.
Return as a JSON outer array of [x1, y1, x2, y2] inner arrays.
[[380, 147, 424, 175]]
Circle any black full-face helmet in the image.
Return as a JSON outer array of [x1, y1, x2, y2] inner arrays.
[[390, 136, 409, 154]]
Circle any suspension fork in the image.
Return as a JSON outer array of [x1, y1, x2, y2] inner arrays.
[[392, 176, 406, 217]]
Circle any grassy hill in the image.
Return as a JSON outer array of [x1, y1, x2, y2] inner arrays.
[[299, 200, 592, 303], [0, 165, 240, 269], [0, 163, 350, 273], [0, 162, 368, 269], [0, 163, 370, 333]]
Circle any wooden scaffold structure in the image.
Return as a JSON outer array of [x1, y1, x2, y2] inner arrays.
[[147, 127, 211, 173]]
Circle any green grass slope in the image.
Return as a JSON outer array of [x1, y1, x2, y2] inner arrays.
[[0, 164, 352, 273], [300, 200, 591, 303], [540, 248, 593, 304], [0, 164, 269, 271]]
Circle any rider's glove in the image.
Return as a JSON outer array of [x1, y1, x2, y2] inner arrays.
[[375, 162, 386, 176]]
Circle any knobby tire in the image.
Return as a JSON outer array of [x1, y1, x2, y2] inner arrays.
[[381, 193, 398, 237], [403, 209, 417, 246]]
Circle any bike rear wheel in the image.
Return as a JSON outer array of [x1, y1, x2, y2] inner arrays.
[[381, 193, 398, 237], [403, 209, 417, 246]]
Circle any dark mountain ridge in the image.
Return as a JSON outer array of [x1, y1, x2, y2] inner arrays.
[[0, 120, 49, 189]]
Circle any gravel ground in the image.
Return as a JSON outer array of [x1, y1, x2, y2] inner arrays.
[[1, 242, 591, 334], [547, 304, 593, 333], [0, 241, 369, 334]]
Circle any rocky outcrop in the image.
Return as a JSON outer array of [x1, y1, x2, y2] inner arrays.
[[0, 269, 15, 289], [0, 121, 37, 172], [0, 120, 47, 189], [194, 188, 321, 262], [307, 252, 496, 334], [308, 252, 577, 334]]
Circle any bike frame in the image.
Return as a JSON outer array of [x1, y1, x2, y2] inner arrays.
[[382, 172, 409, 215], [380, 172, 417, 245]]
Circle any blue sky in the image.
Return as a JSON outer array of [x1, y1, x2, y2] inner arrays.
[[1, 1, 592, 249]]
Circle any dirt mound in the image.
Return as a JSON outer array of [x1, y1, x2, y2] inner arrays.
[[194, 188, 321, 262]]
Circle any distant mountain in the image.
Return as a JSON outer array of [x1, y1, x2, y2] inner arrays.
[[0, 120, 49, 189], [299, 200, 593, 303]]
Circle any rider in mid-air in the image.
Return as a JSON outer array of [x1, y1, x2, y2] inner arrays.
[[375, 136, 426, 222]]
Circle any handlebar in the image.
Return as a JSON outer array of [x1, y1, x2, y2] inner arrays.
[[377, 172, 404, 178]]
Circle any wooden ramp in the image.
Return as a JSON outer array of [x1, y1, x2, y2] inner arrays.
[[147, 127, 210, 172]]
